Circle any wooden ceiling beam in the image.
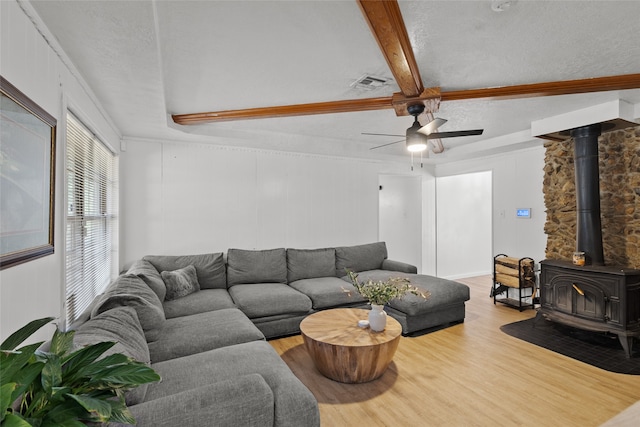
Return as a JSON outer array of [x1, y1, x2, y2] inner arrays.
[[392, 87, 441, 116], [441, 74, 640, 101], [172, 89, 443, 125], [172, 74, 640, 125], [356, 0, 423, 98], [172, 97, 394, 125]]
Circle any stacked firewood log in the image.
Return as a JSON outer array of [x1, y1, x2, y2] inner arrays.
[[494, 255, 536, 289]]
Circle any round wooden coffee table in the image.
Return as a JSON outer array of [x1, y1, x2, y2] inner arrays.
[[300, 308, 402, 383]]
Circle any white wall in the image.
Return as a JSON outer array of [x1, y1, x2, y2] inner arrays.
[[435, 146, 547, 270], [421, 172, 437, 276], [379, 175, 422, 271], [0, 1, 120, 342], [119, 138, 420, 267]]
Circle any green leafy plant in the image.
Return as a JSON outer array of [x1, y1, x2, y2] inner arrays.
[[346, 270, 430, 306], [1, 317, 160, 427]]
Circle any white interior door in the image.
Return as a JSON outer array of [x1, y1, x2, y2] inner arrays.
[[436, 171, 492, 279]]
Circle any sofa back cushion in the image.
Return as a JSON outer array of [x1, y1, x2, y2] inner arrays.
[[127, 259, 166, 301], [143, 253, 226, 290], [335, 242, 388, 276], [91, 274, 166, 342], [73, 306, 151, 406], [227, 248, 287, 286], [287, 248, 336, 282]]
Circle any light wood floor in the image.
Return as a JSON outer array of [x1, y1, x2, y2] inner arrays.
[[269, 275, 640, 427]]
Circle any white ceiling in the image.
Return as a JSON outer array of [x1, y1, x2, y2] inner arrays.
[[28, 0, 640, 164]]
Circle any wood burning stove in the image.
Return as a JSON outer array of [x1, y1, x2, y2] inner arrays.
[[540, 259, 640, 357], [539, 123, 640, 358]]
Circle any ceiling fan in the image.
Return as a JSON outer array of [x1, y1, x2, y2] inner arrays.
[[171, 1, 640, 151], [363, 103, 484, 154]]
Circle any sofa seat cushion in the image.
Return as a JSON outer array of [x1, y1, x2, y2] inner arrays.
[[249, 313, 310, 340], [147, 341, 320, 427], [148, 308, 264, 363], [289, 277, 366, 309], [127, 259, 166, 302], [335, 242, 388, 276], [227, 248, 287, 286], [286, 248, 336, 282], [345, 270, 470, 316], [143, 253, 226, 289], [228, 283, 312, 318], [91, 274, 165, 342], [128, 374, 275, 427], [73, 306, 151, 406], [162, 289, 236, 319]]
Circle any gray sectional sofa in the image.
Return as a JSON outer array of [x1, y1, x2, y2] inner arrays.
[[71, 242, 469, 426]]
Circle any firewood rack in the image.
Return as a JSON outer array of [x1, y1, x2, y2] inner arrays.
[[492, 254, 536, 311]]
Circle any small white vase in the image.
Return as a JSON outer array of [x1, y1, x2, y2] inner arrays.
[[368, 304, 387, 332]]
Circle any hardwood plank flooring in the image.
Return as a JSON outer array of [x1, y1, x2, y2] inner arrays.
[[269, 275, 640, 426]]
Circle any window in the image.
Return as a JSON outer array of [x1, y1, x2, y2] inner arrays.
[[65, 112, 118, 325]]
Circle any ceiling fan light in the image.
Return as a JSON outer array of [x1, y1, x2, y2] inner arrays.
[[406, 123, 429, 153], [407, 142, 427, 152], [406, 132, 428, 152]]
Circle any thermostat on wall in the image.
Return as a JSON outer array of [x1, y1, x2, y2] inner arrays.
[[516, 208, 531, 219]]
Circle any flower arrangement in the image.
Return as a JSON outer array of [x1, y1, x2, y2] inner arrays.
[[346, 270, 430, 306]]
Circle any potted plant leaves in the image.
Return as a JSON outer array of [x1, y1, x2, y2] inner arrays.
[[1, 317, 160, 426]]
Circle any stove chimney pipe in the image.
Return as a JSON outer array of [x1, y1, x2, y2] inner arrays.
[[571, 123, 604, 265]]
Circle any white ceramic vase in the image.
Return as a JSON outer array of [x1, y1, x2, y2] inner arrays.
[[368, 304, 387, 332]]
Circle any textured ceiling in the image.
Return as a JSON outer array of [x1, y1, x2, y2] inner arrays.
[[28, 0, 640, 164]]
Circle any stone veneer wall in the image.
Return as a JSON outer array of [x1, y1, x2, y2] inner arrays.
[[543, 126, 640, 268]]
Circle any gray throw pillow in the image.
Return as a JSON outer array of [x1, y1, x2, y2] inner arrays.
[[73, 306, 152, 406], [161, 265, 200, 301], [287, 248, 336, 282], [143, 253, 226, 289]]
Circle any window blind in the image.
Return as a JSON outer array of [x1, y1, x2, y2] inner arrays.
[[65, 113, 118, 324]]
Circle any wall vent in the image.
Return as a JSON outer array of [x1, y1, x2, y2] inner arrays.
[[351, 75, 392, 90]]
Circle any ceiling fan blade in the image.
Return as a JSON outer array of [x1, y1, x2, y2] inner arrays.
[[362, 132, 404, 137], [417, 118, 448, 135], [369, 139, 405, 150], [426, 129, 484, 139], [430, 139, 444, 154]]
